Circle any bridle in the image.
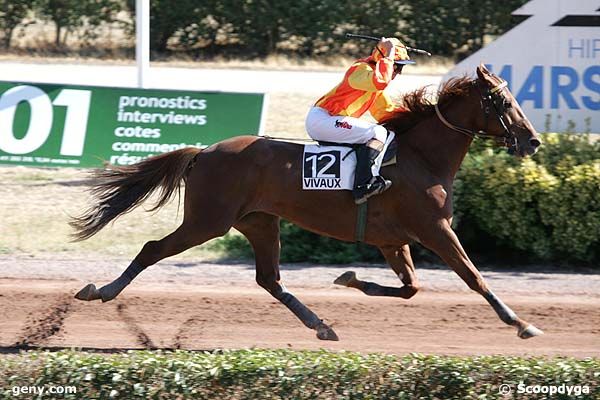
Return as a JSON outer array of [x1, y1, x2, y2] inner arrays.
[[434, 78, 519, 150]]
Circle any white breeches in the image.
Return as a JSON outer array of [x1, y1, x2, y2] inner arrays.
[[305, 106, 393, 178], [305, 106, 388, 144]]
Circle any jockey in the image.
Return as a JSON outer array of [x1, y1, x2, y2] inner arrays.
[[305, 37, 413, 204]]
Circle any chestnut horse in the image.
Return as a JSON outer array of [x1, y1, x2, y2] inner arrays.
[[72, 64, 543, 341]]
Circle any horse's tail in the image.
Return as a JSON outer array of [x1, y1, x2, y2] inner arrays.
[[70, 147, 202, 241]]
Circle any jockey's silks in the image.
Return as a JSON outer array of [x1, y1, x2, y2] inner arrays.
[[315, 56, 404, 122]]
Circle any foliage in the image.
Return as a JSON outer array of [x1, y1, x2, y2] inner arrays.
[[0, 0, 35, 48], [6, 0, 529, 57], [118, 0, 528, 58], [2, 0, 530, 57], [454, 153, 558, 259], [34, 0, 121, 46], [405, 0, 528, 59], [531, 133, 600, 175], [0, 350, 598, 399], [172, 0, 346, 57], [218, 0, 530, 58], [538, 162, 600, 261], [124, 0, 204, 53], [454, 133, 600, 263], [213, 220, 385, 264]]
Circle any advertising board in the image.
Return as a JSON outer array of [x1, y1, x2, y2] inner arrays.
[[446, 0, 599, 133], [0, 82, 266, 167]]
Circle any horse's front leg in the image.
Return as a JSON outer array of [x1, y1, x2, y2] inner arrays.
[[421, 220, 543, 339], [334, 244, 420, 299]]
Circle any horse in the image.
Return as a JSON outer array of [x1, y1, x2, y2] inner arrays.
[[72, 64, 543, 341]]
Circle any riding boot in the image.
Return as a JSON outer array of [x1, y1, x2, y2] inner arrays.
[[352, 144, 392, 204]]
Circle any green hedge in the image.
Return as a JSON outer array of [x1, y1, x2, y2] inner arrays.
[[215, 133, 600, 265], [154, 0, 528, 58], [1, 350, 598, 399], [455, 133, 600, 263], [212, 221, 384, 264]]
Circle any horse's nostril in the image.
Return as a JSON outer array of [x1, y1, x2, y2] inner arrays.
[[530, 138, 541, 148]]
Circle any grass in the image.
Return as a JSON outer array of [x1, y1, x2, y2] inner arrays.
[[0, 166, 220, 259], [0, 349, 598, 399]]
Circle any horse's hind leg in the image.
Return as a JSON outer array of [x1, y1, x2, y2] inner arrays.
[[75, 216, 232, 302], [334, 244, 420, 299], [234, 212, 339, 341]]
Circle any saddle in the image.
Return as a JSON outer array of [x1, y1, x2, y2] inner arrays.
[[316, 138, 397, 167], [302, 132, 396, 192]]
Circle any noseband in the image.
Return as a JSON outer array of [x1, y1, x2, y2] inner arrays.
[[434, 79, 518, 150]]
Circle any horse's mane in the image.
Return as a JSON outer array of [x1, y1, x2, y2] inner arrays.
[[383, 75, 474, 134]]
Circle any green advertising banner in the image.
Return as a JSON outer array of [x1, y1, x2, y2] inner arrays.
[[0, 81, 266, 168]]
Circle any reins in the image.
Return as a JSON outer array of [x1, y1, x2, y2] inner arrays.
[[434, 103, 482, 139], [261, 135, 315, 142], [434, 80, 517, 149]]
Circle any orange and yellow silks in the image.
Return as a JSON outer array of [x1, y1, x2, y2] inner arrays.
[[314, 57, 403, 122]]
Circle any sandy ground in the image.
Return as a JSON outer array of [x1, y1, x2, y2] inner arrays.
[[1, 256, 598, 357]]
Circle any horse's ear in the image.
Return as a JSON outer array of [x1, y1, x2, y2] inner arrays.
[[476, 63, 490, 79], [476, 63, 497, 86]]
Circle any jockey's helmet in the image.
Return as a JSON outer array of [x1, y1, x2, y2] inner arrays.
[[371, 38, 415, 65]]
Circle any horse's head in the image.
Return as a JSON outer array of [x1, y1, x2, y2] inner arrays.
[[474, 63, 541, 157]]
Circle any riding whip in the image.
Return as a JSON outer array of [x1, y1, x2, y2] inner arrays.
[[345, 33, 432, 56]]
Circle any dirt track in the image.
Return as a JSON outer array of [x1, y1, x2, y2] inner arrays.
[[0, 257, 598, 357]]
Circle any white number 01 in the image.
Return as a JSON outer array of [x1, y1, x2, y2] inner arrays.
[[0, 85, 91, 156]]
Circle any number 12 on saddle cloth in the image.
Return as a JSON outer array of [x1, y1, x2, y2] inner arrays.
[[302, 131, 395, 190]]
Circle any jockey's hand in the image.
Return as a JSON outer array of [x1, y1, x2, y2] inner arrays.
[[378, 37, 396, 60]]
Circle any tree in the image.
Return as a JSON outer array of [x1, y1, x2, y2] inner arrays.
[[125, 0, 202, 53], [0, 0, 35, 48], [405, 0, 528, 58], [34, 0, 120, 46]]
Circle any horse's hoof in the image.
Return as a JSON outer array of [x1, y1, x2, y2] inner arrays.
[[334, 271, 357, 287], [75, 283, 102, 301], [518, 324, 544, 339], [316, 323, 339, 341]]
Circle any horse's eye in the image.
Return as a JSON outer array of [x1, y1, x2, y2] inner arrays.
[[503, 99, 512, 109]]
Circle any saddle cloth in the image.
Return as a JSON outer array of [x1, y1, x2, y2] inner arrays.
[[302, 132, 396, 191]]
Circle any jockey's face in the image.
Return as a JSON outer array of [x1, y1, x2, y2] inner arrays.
[[392, 64, 404, 78]]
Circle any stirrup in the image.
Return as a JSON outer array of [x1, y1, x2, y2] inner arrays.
[[353, 177, 392, 204]]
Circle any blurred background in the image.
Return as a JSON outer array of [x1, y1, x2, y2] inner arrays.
[[1, 0, 525, 61]]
